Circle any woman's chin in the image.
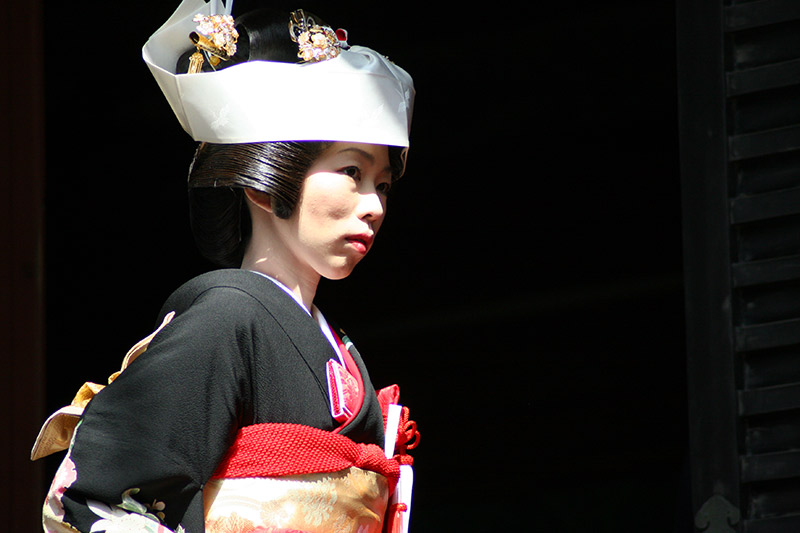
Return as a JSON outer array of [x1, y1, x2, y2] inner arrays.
[[321, 262, 360, 281], [323, 269, 354, 281]]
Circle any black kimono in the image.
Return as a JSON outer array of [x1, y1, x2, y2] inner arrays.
[[43, 269, 387, 532]]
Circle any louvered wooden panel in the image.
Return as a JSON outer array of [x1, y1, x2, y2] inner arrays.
[[730, 5, 800, 526], [745, 514, 800, 533], [680, 0, 800, 531]]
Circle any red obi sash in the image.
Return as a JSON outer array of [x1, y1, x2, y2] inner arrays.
[[212, 423, 404, 493], [210, 386, 419, 532]]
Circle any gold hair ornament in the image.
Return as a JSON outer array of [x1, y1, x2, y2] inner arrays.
[[289, 9, 342, 63], [188, 14, 239, 74]]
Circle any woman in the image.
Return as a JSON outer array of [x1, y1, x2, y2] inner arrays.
[[32, 1, 418, 532]]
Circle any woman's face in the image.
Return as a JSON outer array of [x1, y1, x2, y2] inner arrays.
[[276, 142, 393, 281]]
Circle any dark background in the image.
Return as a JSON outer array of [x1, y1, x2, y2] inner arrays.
[[42, 1, 685, 531]]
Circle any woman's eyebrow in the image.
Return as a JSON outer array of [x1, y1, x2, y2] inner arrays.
[[337, 147, 375, 162]]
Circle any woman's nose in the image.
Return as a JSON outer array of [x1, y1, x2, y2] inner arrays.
[[358, 189, 385, 221]]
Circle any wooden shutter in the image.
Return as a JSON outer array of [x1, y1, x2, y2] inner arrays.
[[679, 1, 800, 531]]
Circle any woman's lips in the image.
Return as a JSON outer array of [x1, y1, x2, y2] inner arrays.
[[346, 234, 373, 254]]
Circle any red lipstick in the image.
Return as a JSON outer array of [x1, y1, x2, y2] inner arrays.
[[346, 233, 373, 254]]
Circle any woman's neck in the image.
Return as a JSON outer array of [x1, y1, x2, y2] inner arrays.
[[241, 236, 319, 312]]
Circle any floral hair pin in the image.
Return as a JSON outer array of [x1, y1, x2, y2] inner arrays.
[[289, 9, 346, 63], [188, 14, 239, 74]]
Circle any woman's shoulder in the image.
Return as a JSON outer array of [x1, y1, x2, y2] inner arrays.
[[156, 269, 303, 325], [173, 268, 263, 293]]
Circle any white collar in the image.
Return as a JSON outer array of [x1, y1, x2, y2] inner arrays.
[[247, 270, 344, 365]]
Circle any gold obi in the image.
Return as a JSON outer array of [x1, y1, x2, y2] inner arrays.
[[204, 466, 389, 533]]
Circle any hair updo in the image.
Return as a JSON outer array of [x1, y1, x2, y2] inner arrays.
[[182, 9, 332, 267]]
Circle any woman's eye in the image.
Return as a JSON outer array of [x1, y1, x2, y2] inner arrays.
[[377, 181, 392, 195], [340, 166, 361, 180]]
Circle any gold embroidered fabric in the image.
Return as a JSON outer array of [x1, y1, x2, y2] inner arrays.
[[204, 466, 388, 533]]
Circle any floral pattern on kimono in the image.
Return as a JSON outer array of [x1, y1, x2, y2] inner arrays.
[[86, 488, 185, 533], [43, 422, 81, 532]]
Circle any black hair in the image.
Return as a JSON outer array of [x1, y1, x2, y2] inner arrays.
[[176, 8, 301, 73], [187, 141, 331, 267]]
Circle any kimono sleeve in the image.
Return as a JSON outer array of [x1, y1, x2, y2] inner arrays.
[[51, 287, 261, 533]]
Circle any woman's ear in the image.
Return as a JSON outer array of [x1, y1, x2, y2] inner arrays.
[[244, 188, 274, 214]]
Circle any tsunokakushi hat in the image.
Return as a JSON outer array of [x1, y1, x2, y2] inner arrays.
[[142, 0, 415, 153]]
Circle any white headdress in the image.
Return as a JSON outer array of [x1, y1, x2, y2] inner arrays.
[[142, 0, 415, 149]]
